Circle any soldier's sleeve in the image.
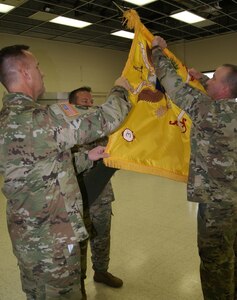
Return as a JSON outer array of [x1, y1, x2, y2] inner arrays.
[[0, 116, 6, 175], [0, 137, 5, 175], [152, 47, 211, 121], [49, 86, 131, 151], [73, 150, 93, 174], [199, 75, 209, 89]]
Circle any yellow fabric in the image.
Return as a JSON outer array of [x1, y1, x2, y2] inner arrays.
[[104, 9, 206, 182]]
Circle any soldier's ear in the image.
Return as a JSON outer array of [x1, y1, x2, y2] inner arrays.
[[21, 67, 31, 81]]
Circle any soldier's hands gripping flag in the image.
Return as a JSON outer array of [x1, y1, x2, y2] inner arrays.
[[104, 9, 206, 182]]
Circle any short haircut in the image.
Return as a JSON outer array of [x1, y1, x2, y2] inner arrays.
[[0, 44, 29, 85], [222, 64, 237, 98], [68, 86, 92, 104]]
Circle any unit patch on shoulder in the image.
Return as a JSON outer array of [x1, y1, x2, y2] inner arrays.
[[59, 103, 80, 117]]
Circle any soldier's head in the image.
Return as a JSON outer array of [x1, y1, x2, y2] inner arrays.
[[0, 44, 45, 100], [206, 64, 237, 100], [69, 86, 93, 107]]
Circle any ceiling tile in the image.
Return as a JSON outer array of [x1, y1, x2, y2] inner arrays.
[[0, 0, 236, 52]]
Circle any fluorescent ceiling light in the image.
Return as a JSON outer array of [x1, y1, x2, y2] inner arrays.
[[0, 3, 15, 13], [170, 10, 205, 24], [124, 0, 156, 5], [111, 30, 134, 39], [50, 16, 91, 28]]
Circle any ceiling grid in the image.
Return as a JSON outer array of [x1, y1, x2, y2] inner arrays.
[[0, 0, 236, 51]]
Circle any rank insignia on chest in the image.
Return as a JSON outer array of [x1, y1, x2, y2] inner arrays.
[[59, 103, 80, 117]]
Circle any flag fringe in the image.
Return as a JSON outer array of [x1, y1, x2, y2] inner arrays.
[[123, 9, 141, 30]]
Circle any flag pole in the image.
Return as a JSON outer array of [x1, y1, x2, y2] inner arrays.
[[112, 1, 125, 13]]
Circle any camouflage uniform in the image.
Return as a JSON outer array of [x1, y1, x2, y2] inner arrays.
[[152, 48, 237, 299], [0, 87, 130, 299], [73, 106, 114, 280]]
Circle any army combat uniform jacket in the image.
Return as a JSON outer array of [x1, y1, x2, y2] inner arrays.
[[0, 86, 130, 268], [73, 106, 114, 205], [152, 48, 236, 205], [72, 106, 115, 275]]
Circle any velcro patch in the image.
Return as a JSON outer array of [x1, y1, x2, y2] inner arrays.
[[59, 103, 80, 117]]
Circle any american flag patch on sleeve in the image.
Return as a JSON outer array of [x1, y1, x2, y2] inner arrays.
[[59, 103, 80, 117]]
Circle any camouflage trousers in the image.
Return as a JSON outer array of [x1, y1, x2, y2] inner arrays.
[[17, 243, 83, 300], [80, 201, 112, 279], [198, 202, 237, 300]]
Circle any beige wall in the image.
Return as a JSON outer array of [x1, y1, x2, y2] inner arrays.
[[0, 32, 237, 108], [169, 32, 237, 70], [0, 33, 129, 107]]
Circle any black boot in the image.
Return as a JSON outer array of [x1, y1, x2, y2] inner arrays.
[[94, 271, 123, 288]]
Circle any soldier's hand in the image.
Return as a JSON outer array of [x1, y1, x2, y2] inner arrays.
[[88, 146, 109, 161], [114, 76, 132, 91], [152, 36, 167, 50], [188, 68, 204, 80]]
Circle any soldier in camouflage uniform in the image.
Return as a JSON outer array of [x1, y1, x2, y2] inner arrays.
[[0, 45, 131, 300], [151, 36, 237, 299], [69, 87, 123, 296]]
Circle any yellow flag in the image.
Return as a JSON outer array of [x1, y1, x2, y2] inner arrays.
[[104, 9, 205, 182]]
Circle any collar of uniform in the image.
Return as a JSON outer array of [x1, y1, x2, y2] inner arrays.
[[75, 105, 89, 110], [3, 92, 35, 107]]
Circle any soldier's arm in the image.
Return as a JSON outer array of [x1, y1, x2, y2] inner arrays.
[[151, 46, 211, 120], [77, 136, 109, 152], [73, 145, 108, 174], [49, 84, 131, 150], [188, 68, 210, 89], [199, 75, 210, 90], [73, 150, 93, 174]]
